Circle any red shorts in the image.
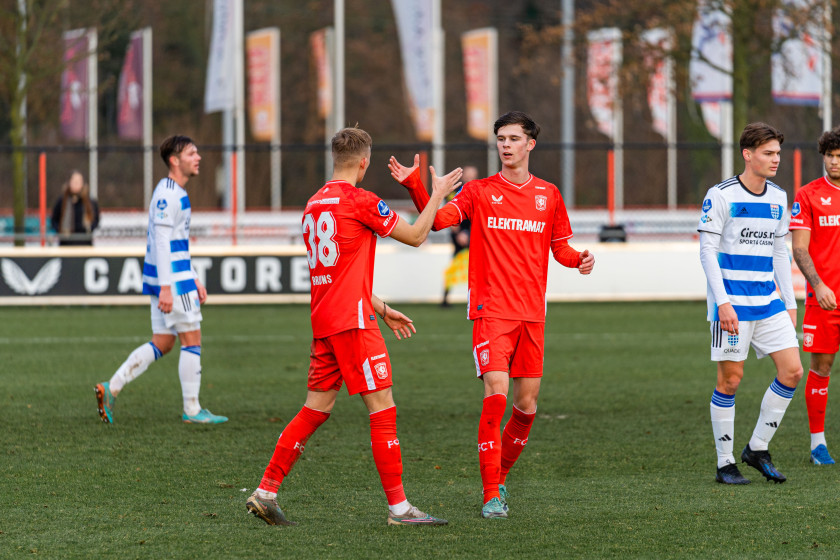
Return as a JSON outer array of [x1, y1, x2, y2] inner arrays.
[[472, 317, 544, 378], [802, 305, 840, 354], [308, 328, 393, 395]]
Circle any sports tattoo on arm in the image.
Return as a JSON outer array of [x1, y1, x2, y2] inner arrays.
[[792, 246, 823, 287]]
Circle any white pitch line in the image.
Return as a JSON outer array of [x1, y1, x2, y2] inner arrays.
[[0, 333, 299, 345]]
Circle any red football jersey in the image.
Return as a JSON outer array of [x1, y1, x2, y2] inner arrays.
[[303, 180, 399, 338], [790, 176, 840, 307], [443, 173, 573, 322]]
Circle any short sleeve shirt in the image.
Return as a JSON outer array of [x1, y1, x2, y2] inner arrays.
[[303, 180, 400, 338], [448, 173, 573, 322], [790, 176, 840, 307]]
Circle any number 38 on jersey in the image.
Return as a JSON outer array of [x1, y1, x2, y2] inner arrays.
[[303, 211, 340, 269]]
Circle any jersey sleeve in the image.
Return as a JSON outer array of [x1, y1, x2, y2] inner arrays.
[[776, 194, 791, 237], [698, 188, 725, 235], [354, 189, 400, 237], [402, 168, 431, 212], [152, 190, 178, 229], [401, 168, 466, 230], [550, 189, 573, 241], [789, 189, 811, 231]]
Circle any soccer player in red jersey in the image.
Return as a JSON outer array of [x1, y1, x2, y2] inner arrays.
[[389, 111, 595, 518], [791, 127, 840, 466], [246, 127, 462, 527]]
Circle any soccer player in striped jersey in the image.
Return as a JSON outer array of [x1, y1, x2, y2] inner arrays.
[[94, 136, 227, 425], [698, 122, 802, 484], [790, 127, 840, 465], [246, 127, 462, 527], [389, 111, 595, 519]]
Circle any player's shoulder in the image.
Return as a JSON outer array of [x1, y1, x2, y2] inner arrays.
[[765, 179, 786, 195], [155, 178, 185, 197], [709, 176, 740, 194], [798, 177, 833, 198]]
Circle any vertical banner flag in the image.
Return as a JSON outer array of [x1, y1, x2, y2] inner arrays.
[[772, 0, 823, 105], [642, 28, 672, 140], [586, 28, 621, 140], [310, 28, 332, 120], [60, 29, 89, 140], [690, 0, 732, 139], [205, 0, 236, 113], [700, 102, 722, 139], [461, 28, 497, 140], [390, 0, 434, 141], [246, 28, 279, 142], [117, 30, 144, 139]]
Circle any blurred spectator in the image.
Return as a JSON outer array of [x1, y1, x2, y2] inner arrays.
[[441, 165, 477, 307], [50, 170, 100, 246]]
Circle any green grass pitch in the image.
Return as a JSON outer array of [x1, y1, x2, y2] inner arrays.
[[2, 302, 840, 558]]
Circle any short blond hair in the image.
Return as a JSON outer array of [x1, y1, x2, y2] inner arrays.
[[332, 127, 372, 166]]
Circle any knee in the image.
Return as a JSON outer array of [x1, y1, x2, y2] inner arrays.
[[785, 364, 804, 386], [152, 338, 175, 355], [718, 377, 741, 395], [513, 397, 538, 414]]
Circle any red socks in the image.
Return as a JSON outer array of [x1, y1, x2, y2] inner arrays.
[[259, 406, 330, 492], [370, 406, 407, 506], [500, 405, 536, 484], [478, 394, 507, 503], [806, 369, 831, 434]]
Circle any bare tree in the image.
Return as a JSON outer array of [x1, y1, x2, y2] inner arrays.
[[0, 0, 133, 245]]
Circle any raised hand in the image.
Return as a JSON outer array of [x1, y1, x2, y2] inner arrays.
[[388, 154, 420, 184], [429, 165, 463, 200]]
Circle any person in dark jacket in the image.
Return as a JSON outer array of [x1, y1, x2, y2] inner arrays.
[[50, 170, 100, 246]]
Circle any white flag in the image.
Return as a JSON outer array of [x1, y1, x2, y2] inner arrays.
[[390, 0, 435, 141], [772, 0, 823, 106], [205, 0, 236, 113], [690, 1, 732, 102], [700, 102, 722, 141], [586, 28, 621, 140], [642, 28, 672, 140]]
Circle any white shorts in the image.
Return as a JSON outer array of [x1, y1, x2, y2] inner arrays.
[[710, 311, 799, 362], [150, 291, 202, 335]]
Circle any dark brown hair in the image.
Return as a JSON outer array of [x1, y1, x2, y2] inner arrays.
[[494, 111, 540, 140], [739, 122, 784, 151], [159, 135, 195, 167]]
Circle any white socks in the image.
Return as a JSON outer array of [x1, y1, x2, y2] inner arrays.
[[710, 390, 736, 468], [749, 378, 795, 452], [179, 346, 202, 416], [109, 342, 161, 395], [256, 489, 277, 500], [388, 500, 411, 516]]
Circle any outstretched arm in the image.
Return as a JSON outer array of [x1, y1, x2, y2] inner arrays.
[[389, 155, 464, 231], [389, 155, 432, 212], [388, 165, 462, 246]]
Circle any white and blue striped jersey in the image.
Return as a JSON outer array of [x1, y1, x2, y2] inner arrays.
[[142, 177, 197, 297], [698, 176, 790, 322]]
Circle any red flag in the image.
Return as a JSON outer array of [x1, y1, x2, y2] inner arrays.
[[60, 29, 89, 140], [246, 28, 279, 142], [117, 31, 144, 139], [462, 28, 497, 140]]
